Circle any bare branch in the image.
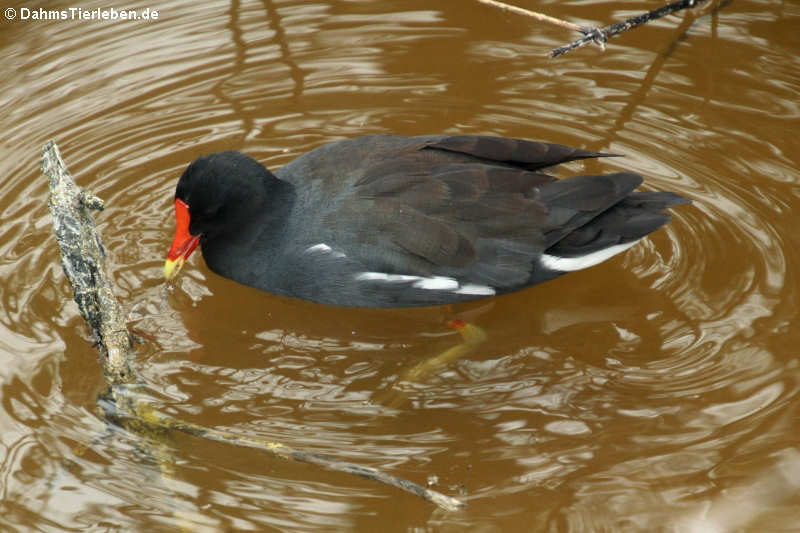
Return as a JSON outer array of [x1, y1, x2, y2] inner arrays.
[[42, 140, 135, 383], [551, 0, 709, 58], [476, 0, 714, 58]]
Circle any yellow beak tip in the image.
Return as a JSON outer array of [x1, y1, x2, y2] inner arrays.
[[164, 258, 184, 281]]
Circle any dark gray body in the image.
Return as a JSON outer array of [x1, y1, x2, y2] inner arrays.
[[181, 135, 688, 307]]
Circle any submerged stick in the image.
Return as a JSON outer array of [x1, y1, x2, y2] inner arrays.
[[42, 141, 465, 511], [127, 399, 465, 511]]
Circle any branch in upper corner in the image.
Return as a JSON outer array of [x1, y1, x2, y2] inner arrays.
[[475, 0, 589, 33], [550, 0, 709, 58], [42, 141, 135, 383]]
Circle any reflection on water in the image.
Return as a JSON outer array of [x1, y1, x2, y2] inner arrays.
[[1, 0, 800, 531]]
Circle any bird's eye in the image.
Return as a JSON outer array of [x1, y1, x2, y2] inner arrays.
[[199, 205, 221, 220]]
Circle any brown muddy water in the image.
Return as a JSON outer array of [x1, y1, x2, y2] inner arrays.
[[2, 0, 800, 531]]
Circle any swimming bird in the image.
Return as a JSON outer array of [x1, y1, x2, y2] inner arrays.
[[164, 135, 688, 307]]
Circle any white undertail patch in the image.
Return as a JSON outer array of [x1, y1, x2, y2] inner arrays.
[[539, 241, 638, 272]]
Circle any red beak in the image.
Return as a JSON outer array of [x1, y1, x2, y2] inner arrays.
[[164, 198, 200, 280]]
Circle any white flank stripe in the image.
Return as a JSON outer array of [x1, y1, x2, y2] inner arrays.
[[306, 243, 346, 258], [540, 241, 638, 272], [412, 276, 459, 290], [306, 243, 332, 253], [355, 273, 496, 296], [454, 284, 496, 296], [356, 272, 422, 282]]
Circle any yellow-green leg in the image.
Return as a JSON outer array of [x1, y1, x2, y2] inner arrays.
[[378, 320, 488, 408]]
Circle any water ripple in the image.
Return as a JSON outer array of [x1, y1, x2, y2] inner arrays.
[[0, 0, 798, 531]]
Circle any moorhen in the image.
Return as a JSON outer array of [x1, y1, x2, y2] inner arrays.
[[164, 135, 688, 307]]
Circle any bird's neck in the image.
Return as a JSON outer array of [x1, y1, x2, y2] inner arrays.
[[259, 171, 295, 228]]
